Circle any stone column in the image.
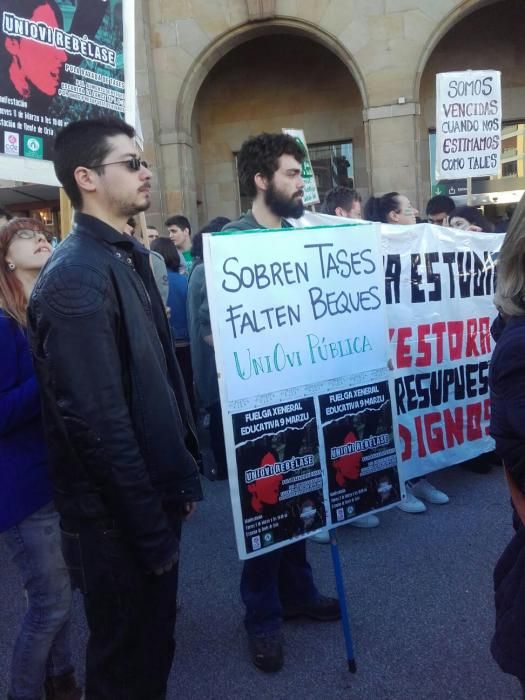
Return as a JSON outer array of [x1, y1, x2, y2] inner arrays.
[[159, 131, 198, 226], [363, 101, 424, 212]]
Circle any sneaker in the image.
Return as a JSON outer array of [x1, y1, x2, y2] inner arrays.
[[248, 633, 283, 672], [397, 490, 427, 513], [309, 529, 330, 544], [283, 595, 341, 622], [410, 479, 449, 505], [350, 514, 380, 528]]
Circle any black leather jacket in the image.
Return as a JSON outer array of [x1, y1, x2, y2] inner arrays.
[[27, 214, 202, 571]]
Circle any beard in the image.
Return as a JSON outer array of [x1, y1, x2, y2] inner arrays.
[[118, 195, 151, 218], [265, 181, 305, 219]]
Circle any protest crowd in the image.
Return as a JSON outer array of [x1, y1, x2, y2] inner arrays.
[[0, 116, 524, 700]]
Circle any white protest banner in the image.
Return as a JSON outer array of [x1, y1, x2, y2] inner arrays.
[[383, 224, 501, 478], [209, 226, 387, 403], [0, 0, 135, 185], [293, 213, 503, 480], [282, 128, 319, 205], [435, 70, 501, 181], [204, 224, 403, 559]]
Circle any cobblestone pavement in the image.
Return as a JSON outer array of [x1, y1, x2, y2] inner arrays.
[[0, 466, 520, 699]]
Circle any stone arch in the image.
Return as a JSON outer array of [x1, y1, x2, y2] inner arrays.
[[413, 0, 502, 100], [174, 18, 368, 139]]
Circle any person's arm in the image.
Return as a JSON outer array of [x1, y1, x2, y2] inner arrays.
[[150, 251, 170, 306], [0, 317, 40, 436], [197, 269, 214, 346], [28, 264, 178, 572], [492, 340, 525, 494]]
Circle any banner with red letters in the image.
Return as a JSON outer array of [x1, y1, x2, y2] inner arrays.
[[294, 214, 503, 481], [382, 223, 501, 479]]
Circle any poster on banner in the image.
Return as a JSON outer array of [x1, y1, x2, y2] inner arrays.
[[383, 224, 502, 480], [435, 70, 501, 181], [282, 128, 319, 206], [232, 397, 325, 555], [204, 224, 403, 559], [319, 380, 400, 525], [0, 0, 134, 185]]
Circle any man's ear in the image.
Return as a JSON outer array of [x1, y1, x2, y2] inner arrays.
[[254, 172, 269, 192], [335, 206, 345, 218], [74, 166, 98, 196]]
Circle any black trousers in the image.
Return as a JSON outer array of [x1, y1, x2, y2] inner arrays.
[[61, 520, 180, 700], [175, 343, 197, 420], [208, 401, 228, 479]]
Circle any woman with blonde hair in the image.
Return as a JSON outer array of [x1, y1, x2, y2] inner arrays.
[[489, 193, 525, 694], [0, 218, 81, 700]]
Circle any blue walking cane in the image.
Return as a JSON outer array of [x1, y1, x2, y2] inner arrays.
[[329, 527, 357, 672]]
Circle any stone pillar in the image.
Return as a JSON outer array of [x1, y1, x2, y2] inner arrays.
[[159, 131, 198, 226], [363, 102, 424, 212], [135, 0, 166, 230]]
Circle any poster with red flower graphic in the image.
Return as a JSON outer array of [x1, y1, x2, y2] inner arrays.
[[319, 380, 400, 526], [233, 397, 325, 555]]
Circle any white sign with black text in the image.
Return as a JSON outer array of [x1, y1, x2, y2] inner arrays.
[[435, 70, 501, 181]]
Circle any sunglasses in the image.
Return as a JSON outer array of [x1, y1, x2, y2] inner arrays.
[[90, 157, 150, 172]]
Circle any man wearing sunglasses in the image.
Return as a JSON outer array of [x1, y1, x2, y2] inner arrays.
[[27, 117, 202, 700]]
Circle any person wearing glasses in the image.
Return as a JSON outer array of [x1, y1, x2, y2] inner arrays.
[[364, 191, 450, 514], [0, 218, 82, 700], [26, 118, 202, 699]]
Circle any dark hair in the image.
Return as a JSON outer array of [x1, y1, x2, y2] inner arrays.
[[165, 215, 191, 235], [191, 217, 231, 261], [146, 224, 158, 231], [448, 205, 494, 232], [426, 195, 455, 216], [0, 207, 13, 221], [151, 237, 181, 272], [237, 133, 305, 198], [2, 0, 62, 18], [363, 192, 401, 223], [53, 117, 135, 209], [322, 187, 361, 216]]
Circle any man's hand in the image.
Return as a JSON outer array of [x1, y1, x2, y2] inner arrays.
[[152, 551, 179, 576], [183, 502, 197, 520]]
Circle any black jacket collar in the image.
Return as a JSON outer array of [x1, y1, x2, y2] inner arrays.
[[73, 213, 135, 250]]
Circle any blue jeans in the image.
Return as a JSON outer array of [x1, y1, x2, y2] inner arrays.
[[241, 539, 318, 636], [3, 502, 74, 700]]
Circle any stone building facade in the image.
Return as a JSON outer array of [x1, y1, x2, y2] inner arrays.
[[137, 0, 525, 229]]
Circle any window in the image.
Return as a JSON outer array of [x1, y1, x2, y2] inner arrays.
[[429, 122, 525, 200], [308, 141, 354, 205]]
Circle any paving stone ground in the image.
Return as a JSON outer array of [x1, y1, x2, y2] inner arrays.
[[0, 466, 520, 699]]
